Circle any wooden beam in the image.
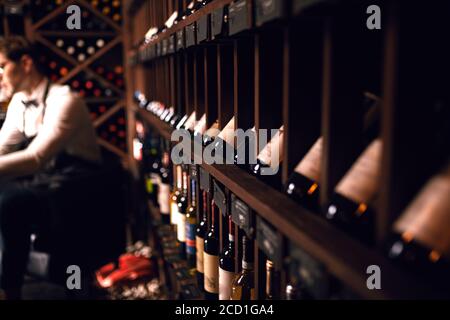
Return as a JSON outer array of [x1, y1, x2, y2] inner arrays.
[[94, 100, 125, 128]]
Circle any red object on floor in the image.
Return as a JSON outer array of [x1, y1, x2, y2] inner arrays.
[[95, 254, 156, 288]]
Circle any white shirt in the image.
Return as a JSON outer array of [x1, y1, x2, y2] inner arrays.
[[0, 78, 102, 181]]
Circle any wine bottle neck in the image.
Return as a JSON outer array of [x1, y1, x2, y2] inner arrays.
[[202, 190, 207, 222], [228, 215, 234, 243], [190, 178, 196, 207], [242, 236, 253, 270], [211, 200, 217, 229], [176, 165, 182, 189], [182, 170, 188, 195]]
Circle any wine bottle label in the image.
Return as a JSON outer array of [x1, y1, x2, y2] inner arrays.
[[194, 114, 207, 135], [394, 164, 450, 256], [204, 252, 219, 294], [218, 117, 236, 146], [335, 139, 382, 204], [231, 285, 256, 300], [184, 112, 197, 131], [257, 126, 284, 168], [219, 268, 236, 300], [196, 236, 205, 273], [186, 223, 196, 254], [132, 139, 142, 160], [295, 137, 323, 182], [177, 214, 187, 242], [145, 177, 154, 194], [158, 183, 170, 215], [171, 202, 180, 225]]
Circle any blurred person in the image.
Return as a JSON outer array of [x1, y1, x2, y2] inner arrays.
[[0, 37, 101, 300]]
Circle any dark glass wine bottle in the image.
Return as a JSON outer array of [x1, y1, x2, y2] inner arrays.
[[203, 200, 219, 300], [158, 148, 171, 225], [387, 162, 450, 287], [219, 215, 236, 300], [177, 166, 188, 259], [249, 126, 284, 189], [212, 117, 236, 164], [170, 164, 182, 226], [324, 94, 381, 244], [203, 120, 220, 147], [285, 92, 381, 213], [185, 166, 198, 273], [325, 139, 381, 244], [231, 235, 255, 300], [196, 191, 208, 291], [143, 135, 160, 204], [265, 259, 280, 300], [234, 126, 256, 170]]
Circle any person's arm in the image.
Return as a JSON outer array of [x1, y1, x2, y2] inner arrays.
[[0, 94, 82, 181], [0, 95, 26, 155]]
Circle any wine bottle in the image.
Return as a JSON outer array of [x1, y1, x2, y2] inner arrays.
[[185, 165, 198, 272], [285, 137, 322, 212], [219, 215, 236, 300], [158, 149, 172, 225], [196, 191, 208, 290], [265, 260, 280, 300], [96, 38, 105, 48], [213, 117, 236, 162], [324, 94, 382, 244], [204, 200, 219, 300], [231, 235, 255, 300], [325, 138, 381, 244], [387, 162, 450, 286], [56, 38, 64, 48], [177, 166, 189, 259], [143, 136, 160, 204], [285, 280, 311, 300], [67, 46, 75, 56], [170, 164, 182, 226], [285, 92, 381, 212], [249, 125, 284, 189], [194, 114, 207, 138], [183, 111, 197, 133], [203, 120, 220, 147], [234, 126, 256, 169]]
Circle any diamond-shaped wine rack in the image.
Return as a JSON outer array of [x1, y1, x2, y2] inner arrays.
[[27, 0, 127, 158]]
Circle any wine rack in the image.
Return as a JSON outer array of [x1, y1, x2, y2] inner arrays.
[[22, 0, 127, 160], [125, 0, 450, 300]]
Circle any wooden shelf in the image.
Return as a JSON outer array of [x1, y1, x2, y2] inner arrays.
[[136, 108, 445, 300]]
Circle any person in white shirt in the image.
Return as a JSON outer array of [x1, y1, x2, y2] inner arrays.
[[0, 37, 102, 300]]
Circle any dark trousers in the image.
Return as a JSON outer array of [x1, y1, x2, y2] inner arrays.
[[0, 182, 54, 295]]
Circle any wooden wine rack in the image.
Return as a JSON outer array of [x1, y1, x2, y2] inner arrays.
[[18, 0, 129, 161], [127, 0, 449, 300]]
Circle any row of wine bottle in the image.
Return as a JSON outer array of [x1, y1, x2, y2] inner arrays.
[[136, 132, 297, 299], [134, 90, 450, 290], [54, 37, 106, 62], [38, 48, 124, 90]]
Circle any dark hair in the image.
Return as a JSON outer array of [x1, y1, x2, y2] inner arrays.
[[0, 36, 45, 74]]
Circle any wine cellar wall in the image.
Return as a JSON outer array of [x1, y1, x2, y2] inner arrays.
[[1, 0, 449, 301], [126, 0, 450, 300]]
